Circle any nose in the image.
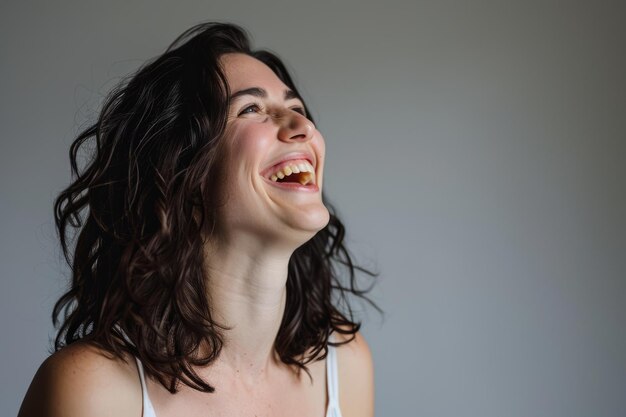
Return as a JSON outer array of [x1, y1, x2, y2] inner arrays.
[[276, 111, 315, 143]]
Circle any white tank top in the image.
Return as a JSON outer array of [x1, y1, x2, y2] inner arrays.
[[135, 343, 343, 417]]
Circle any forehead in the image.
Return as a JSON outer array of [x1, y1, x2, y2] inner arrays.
[[220, 53, 288, 93]]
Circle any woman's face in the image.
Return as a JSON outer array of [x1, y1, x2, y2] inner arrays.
[[214, 53, 329, 248]]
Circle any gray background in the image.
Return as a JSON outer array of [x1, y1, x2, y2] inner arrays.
[[2, 1, 625, 416]]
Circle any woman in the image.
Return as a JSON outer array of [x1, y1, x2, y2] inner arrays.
[[18, 22, 376, 417]]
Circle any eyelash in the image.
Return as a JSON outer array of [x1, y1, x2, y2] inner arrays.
[[291, 106, 307, 116], [237, 104, 307, 117], [238, 104, 262, 115]]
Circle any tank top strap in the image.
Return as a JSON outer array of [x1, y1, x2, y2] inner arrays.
[[326, 334, 343, 417], [114, 325, 158, 417], [134, 357, 158, 417]]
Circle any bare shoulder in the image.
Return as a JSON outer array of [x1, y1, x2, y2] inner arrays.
[[333, 330, 375, 417], [18, 341, 142, 417]]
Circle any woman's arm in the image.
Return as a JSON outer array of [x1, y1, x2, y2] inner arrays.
[[18, 342, 142, 417], [336, 331, 375, 417]]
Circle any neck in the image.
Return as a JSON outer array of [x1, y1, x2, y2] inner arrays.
[[202, 235, 293, 380]]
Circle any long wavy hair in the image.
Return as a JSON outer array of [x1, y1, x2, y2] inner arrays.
[[53, 22, 377, 393]]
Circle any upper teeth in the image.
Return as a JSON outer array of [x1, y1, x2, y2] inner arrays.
[[269, 161, 315, 183]]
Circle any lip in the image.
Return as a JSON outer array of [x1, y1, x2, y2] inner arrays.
[[260, 151, 316, 179]]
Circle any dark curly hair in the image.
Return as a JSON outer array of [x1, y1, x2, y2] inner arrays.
[[52, 21, 377, 393]]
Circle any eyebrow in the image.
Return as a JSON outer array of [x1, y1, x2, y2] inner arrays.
[[229, 87, 299, 101]]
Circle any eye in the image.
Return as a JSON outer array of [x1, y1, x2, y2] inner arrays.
[[238, 104, 262, 116], [291, 106, 307, 117]]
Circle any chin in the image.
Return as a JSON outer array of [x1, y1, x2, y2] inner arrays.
[[285, 205, 330, 239]]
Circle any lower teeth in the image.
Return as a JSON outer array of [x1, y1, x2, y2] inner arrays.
[[298, 172, 313, 185]]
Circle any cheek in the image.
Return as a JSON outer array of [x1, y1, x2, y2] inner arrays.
[[311, 133, 326, 188], [220, 123, 274, 197], [315, 135, 326, 156], [226, 122, 273, 160], [312, 132, 326, 165]]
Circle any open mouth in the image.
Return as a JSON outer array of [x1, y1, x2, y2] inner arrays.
[[264, 159, 316, 186]]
